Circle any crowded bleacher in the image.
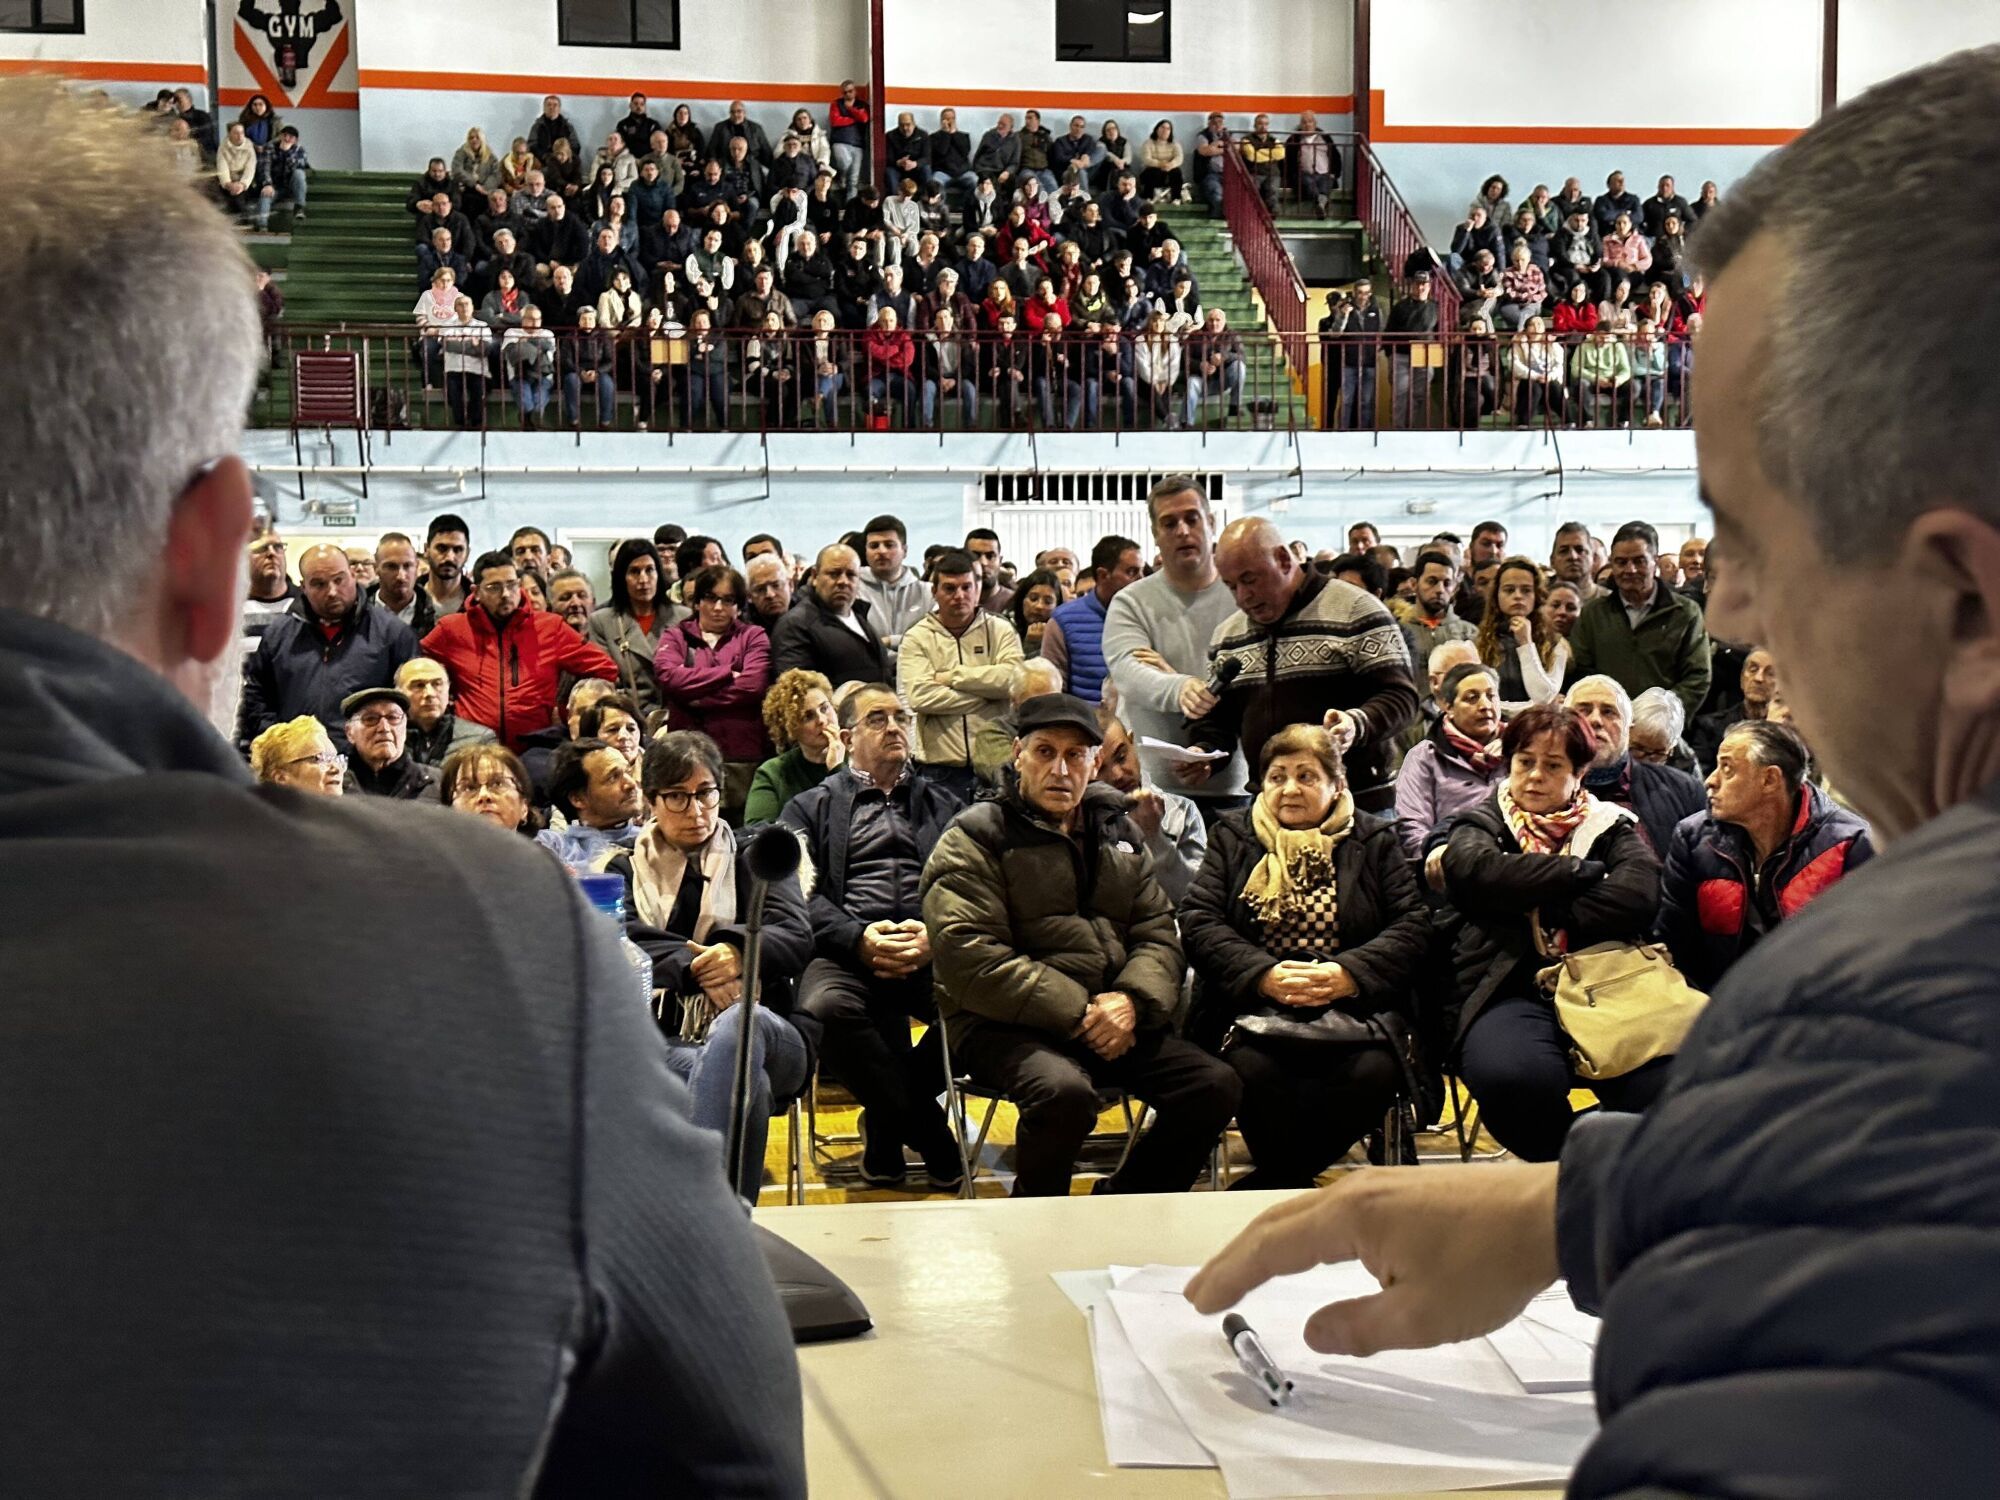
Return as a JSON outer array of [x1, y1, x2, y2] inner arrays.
[[159, 81, 1724, 436]]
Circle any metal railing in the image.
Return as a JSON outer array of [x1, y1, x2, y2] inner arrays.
[[260, 323, 1304, 439], [1220, 149, 1309, 379], [1352, 136, 1461, 326], [1312, 328, 1694, 433]]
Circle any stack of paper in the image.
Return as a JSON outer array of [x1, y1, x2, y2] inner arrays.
[[1055, 1263, 1600, 1498]]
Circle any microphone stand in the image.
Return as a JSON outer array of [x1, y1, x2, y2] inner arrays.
[[732, 826, 873, 1344]]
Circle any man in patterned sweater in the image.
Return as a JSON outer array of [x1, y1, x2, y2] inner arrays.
[[1187, 518, 1419, 813]]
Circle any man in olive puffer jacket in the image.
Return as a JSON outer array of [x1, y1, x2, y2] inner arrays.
[[921, 693, 1239, 1196]]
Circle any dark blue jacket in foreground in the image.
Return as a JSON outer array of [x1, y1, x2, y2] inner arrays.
[[1556, 780, 2000, 1499]]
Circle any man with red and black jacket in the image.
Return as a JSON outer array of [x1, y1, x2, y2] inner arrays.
[[421, 552, 617, 751], [1657, 720, 1873, 992]]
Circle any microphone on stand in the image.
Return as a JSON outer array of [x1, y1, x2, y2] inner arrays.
[[730, 824, 873, 1344]]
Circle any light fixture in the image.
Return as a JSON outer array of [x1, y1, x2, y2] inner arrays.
[[1127, 9, 1166, 22]]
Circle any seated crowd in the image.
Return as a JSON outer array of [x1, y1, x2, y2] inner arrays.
[[1319, 170, 1718, 430], [387, 92, 1358, 433], [232, 479, 1870, 1200]]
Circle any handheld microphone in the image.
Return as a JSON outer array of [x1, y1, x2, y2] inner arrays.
[[1202, 655, 1243, 702]]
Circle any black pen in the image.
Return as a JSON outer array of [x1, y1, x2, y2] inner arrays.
[[1223, 1312, 1295, 1407]]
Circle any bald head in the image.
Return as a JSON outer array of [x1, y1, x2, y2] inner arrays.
[[1213, 518, 1302, 626], [1011, 658, 1064, 707], [297, 543, 358, 625], [813, 544, 861, 613]]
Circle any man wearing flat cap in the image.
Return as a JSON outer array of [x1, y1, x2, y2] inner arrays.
[[920, 693, 1240, 1196], [341, 687, 441, 801]]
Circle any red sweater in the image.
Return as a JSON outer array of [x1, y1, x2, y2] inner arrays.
[[422, 604, 617, 750], [1554, 300, 1600, 335]]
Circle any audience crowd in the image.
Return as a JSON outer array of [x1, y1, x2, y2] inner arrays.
[[236, 481, 1868, 1194]]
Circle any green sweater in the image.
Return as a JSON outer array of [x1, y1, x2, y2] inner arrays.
[[1570, 580, 1712, 716], [742, 744, 831, 825]]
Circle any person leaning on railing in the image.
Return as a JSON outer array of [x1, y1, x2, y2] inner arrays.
[[1571, 325, 1634, 428]]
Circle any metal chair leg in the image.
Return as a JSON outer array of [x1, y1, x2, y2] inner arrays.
[[785, 1095, 804, 1204], [937, 1023, 978, 1199]]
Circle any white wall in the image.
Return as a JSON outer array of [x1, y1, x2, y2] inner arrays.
[[353, 0, 867, 171], [1371, 0, 1819, 242], [0, 0, 207, 105], [883, 0, 1352, 140], [1837, 0, 2000, 100]]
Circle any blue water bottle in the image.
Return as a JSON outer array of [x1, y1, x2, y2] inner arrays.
[[577, 873, 657, 1015]]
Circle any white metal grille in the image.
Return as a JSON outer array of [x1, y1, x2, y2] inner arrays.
[[968, 472, 1234, 569]]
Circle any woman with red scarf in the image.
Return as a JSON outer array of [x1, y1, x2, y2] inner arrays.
[[1426, 702, 1665, 1160], [1393, 662, 1506, 859]]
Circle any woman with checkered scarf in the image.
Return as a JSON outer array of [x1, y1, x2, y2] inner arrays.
[[1182, 724, 1432, 1190]]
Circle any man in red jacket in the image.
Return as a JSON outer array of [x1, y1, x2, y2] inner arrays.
[[422, 551, 617, 751]]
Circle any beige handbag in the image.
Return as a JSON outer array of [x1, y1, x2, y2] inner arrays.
[[1532, 915, 1709, 1081]]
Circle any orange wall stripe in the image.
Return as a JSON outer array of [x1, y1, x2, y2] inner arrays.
[[1366, 89, 1801, 147], [296, 25, 352, 110], [0, 58, 205, 83], [233, 25, 293, 109], [357, 69, 842, 101], [888, 88, 1354, 114]]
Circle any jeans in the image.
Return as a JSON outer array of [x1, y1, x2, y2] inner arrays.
[[1198, 169, 1224, 213], [1389, 354, 1434, 428], [1036, 375, 1084, 429], [800, 958, 957, 1164], [869, 372, 920, 424], [928, 168, 978, 195], [513, 374, 552, 418], [562, 369, 614, 427], [810, 368, 846, 422], [1457, 994, 1672, 1161], [663, 1003, 810, 1202], [1337, 361, 1377, 429], [1185, 359, 1245, 424], [925, 375, 977, 427], [831, 142, 864, 196], [950, 1023, 1241, 1197], [687, 365, 729, 428], [1637, 373, 1667, 416], [274, 173, 307, 212], [1298, 169, 1336, 205]]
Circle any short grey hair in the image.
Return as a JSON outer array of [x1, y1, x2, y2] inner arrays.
[[1690, 46, 2000, 551], [1630, 686, 1687, 745], [1566, 674, 1634, 720], [0, 81, 261, 637]]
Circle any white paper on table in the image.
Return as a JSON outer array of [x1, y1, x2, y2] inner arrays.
[[1051, 1269, 1116, 1315], [1088, 1302, 1216, 1469], [1137, 736, 1230, 764], [1107, 1265, 1597, 1499], [1487, 1286, 1599, 1393]]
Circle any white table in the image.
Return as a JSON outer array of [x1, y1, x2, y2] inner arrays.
[[755, 1192, 1565, 1500]]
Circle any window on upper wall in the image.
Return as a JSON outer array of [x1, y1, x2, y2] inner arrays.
[[1056, 0, 1169, 63], [0, 0, 84, 33], [558, 0, 679, 49]]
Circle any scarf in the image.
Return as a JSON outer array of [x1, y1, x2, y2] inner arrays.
[[628, 819, 738, 941], [1241, 787, 1355, 925], [1497, 780, 1595, 856], [1441, 718, 1503, 775]]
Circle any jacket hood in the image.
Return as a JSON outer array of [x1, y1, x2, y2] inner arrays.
[[0, 608, 251, 796]]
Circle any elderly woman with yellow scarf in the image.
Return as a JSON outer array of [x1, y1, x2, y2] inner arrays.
[[1182, 723, 1430, 1189]]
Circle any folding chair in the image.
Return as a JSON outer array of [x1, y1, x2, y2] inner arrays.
[[1438, 1073, 1510, 1162], [935, 1021, 1148, 1199]]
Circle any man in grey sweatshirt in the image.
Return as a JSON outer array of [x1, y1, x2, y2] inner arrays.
[[1102, 477, 1249, 809]]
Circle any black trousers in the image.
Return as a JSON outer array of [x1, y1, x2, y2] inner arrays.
[[950, 1022, 1241, 1196], [1224, 1036, 1400, 1190], [1458, 994, 1672, 1161], [799, 957, 954, 1157]]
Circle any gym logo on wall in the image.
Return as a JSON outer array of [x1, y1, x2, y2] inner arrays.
[[232, 0, 355, 110]]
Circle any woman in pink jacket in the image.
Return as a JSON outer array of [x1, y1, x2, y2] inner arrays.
[[653, 564, 773, 823]]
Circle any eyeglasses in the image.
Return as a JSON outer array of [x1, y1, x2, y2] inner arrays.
[[655, 785, 722, 812], [860, 709, 916, 731], [702, 594, 742, 606], [287, 751, 346, 771], [352, 710, 406, 729], [453, 776, 522, 800]]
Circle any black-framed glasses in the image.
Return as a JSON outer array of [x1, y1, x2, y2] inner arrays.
[[656, 785, 722, 812], [702, 594, 742, 606]]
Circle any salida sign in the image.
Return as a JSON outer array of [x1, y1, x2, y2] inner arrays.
[[233, 0, 351, 105]]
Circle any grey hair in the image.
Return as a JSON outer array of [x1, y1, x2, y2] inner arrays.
[[1566, 674, 1634, 720], [0, 81, 261, 637], [1630, 686, 1687, 745], [1689, 46, 2000, 551], [642, 730, 725, 797]]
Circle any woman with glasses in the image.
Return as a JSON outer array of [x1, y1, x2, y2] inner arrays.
[[439, 743, 540, 836], [248, 717, 345, 797], [602, 732, 812, 1204], [654, 564, 773, 824]]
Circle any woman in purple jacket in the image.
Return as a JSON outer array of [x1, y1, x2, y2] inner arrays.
[[1394, 662, 1505, 859], [654, 563, 773, 824]]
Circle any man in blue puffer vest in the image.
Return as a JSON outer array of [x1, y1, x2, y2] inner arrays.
[[1038, 533, 1143, 704], [1656, 719, 1872, 992]]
